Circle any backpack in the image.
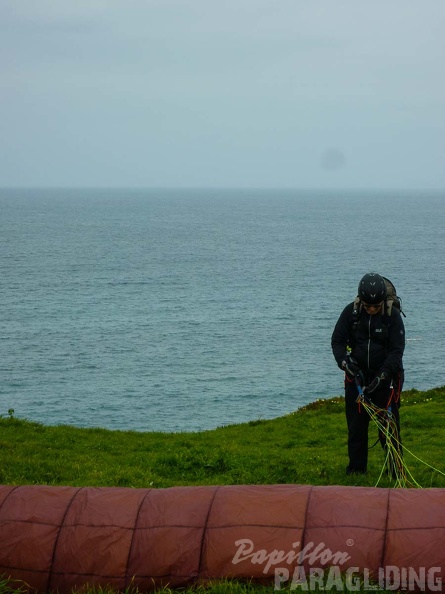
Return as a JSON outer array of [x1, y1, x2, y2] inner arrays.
[[384, 277, 405, 317]]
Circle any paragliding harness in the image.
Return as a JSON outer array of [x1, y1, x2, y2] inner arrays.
[[347, 277, 406, 478], [349, 276, 405, 406]]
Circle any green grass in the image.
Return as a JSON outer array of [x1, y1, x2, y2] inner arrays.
[[1, 387, 445, 593], [0, 574, 425, 594], [1, 387, 445, 489]]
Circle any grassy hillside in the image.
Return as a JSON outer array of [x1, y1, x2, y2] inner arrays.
[[1, 386, 444, 489]]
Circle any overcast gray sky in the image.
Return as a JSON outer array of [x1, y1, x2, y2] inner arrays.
[[1, 1, 444, 189]]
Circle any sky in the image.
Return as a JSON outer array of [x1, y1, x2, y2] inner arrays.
[[1, 0, 444, 190]]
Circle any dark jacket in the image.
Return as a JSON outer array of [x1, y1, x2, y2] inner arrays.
[[331, 302, 405, 380]]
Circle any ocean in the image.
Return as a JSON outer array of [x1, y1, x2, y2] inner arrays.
[[1, 188, 444, 432]]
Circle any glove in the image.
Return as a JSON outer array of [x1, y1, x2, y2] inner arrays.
[[364, 372, 387, 395], [341, 355, 361, 380]]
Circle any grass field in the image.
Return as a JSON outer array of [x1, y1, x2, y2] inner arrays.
[[1, 387, 445, 489]]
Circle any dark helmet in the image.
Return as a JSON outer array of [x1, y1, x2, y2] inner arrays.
[[358, 272, 387, 304]]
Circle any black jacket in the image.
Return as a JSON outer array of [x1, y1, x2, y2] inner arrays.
[[331, 302, 405, 380]]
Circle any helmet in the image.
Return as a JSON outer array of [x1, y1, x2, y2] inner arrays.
[[358, 273, 387, 304]]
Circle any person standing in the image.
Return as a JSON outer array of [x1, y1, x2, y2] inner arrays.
[[331, 273, 405, 475]]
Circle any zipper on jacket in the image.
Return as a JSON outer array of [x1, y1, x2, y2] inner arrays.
[[367, 316, 371, 369]]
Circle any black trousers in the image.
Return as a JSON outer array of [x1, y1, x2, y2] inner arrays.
[[344, 374, 401, 473]]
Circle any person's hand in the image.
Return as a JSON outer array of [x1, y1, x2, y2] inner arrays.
[[342, 356, 361, 379], [364, 372, 387, 394]]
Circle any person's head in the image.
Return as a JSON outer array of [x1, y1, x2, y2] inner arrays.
[[358, 272, 387, 315]]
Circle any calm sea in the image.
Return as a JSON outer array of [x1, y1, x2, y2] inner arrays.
[[1, 188, 444, 432]]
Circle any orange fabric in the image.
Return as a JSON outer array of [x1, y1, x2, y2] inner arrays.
[[0, 484, 444, 592]]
